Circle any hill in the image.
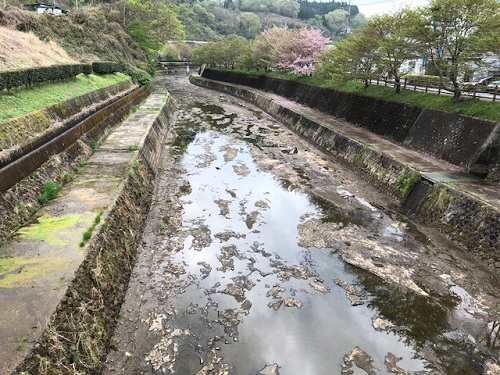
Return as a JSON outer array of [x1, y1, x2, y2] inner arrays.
[[0, 6, 147, 72], [0, 26, 75, 70], [0, 0, 364, 73]]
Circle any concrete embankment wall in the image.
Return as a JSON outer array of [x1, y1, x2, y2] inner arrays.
[[201, 69, 500, 180], [0, 80, 136, 159], [0, 83, 149, 244], [16, 93, 175, 374], [190, 74, 499, 264]]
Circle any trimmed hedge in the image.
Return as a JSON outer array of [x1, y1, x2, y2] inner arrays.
[[0, 64, 91, 92], [403, 74, 443, 87], [92, 61, 122, 75], [0, 62, 123, 92]]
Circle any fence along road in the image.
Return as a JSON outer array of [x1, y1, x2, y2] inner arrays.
[[368, 78, 498, 101]]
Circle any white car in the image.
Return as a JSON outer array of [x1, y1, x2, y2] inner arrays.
[[487, 80, 500, 92], [462, 76, 496, 91]]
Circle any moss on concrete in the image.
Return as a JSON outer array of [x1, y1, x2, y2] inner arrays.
[[394, 170, 420, 196], [18, 213, 88, 247], [0, 255, 70, 288]]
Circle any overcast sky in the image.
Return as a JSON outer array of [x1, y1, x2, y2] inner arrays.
[[351, 0, 430, 17]]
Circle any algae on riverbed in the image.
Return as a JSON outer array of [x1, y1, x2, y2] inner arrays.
[[17, 213, 88, 247]]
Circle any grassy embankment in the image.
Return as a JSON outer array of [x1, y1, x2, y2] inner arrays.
[[222, 69, 500, 123], [0, 72, 131, 122]]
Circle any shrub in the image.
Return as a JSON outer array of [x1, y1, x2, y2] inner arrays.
[[82, 64, 93, 75], [127, 68, 152, 86], [0, 64, 92, 92], [404, 74, 442, 87], [92, 61, 122, 74]]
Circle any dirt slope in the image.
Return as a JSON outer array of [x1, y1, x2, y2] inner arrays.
[[0, 6, 147, 72], [0, 26, 76, 71]]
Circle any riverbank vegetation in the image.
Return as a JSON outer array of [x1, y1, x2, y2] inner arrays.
[[1, 0, 497, 119], [0, 73, 130, 122], [191, 0, 499, 118]]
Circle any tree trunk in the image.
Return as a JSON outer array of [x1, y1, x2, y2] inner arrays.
[[364, 79, 369, 88], [452, 81, 461, 103], [395, 77, 401, 93]]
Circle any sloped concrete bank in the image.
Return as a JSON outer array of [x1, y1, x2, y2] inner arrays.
[[0, 83, 150, 244], [200, 69, 500, 180], [12, 91, 175, 374], [0, 79, 137, 158], [190, 74, 500, 262]]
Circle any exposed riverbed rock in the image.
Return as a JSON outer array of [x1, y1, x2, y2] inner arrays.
[[334, 278, 365, 306], [258, 363, 280, 375], [299, 218, 428, 296], [215, 230, 246, 242], [341, 346, 379, 375], [384, 352, 439, 374]]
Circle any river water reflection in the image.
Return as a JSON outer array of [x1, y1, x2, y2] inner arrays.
[[149, 111, 431, 374]]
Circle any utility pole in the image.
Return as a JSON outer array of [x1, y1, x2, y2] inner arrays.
[[346, 0, 352, 34]]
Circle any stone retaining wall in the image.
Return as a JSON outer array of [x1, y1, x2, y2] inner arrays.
[[190, 74, 499, 261], [201, 69, 499, 180], [0, 80, 136, 158]]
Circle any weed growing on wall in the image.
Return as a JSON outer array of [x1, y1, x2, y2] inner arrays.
[[38, 181, 62, 204], [79, 211, 104, 247], [395, 170, 420, 196]]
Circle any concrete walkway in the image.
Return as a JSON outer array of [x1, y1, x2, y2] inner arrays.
[[269, 93, 500, 209], [0, 89, 167, 374]]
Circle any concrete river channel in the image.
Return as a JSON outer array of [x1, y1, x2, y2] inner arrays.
[[99, 75, 499, 375]]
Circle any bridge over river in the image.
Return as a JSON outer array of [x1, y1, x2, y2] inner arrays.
[[1, 73, 499, 374]]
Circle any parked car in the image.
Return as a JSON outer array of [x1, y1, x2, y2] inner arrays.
[[462, 76, 498, 91], [487, 80, 500, 92]]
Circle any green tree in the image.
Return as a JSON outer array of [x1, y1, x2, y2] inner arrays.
[[191, 37, 252, 68], [315, 27, 378, 87], [240, 12, 262, 39], [324, 9, 349, 38], [367, 9, 421, 93], [122, 0, 184, 71], [414, 0, 500, 102]]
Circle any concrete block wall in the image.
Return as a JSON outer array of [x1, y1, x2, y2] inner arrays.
[[201, 69, 499, 180]]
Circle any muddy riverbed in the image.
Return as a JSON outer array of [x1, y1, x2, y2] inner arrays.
[[103, 75, 500, 374]]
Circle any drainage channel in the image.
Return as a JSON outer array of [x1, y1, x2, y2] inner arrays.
[[103, 75, 499, 374], [0, 85, 150, 194], [0, 86, 169, 374]]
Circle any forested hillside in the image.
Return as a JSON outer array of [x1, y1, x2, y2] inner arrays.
[[172, 0, 363, 40], [0, 0, 366, 76]]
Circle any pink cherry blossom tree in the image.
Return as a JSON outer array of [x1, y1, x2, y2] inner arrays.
[[276, 28, 330, 75], [253, 26, 330, 75]]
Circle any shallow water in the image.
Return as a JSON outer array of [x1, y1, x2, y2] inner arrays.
[[143, 116, 429, 373], [104, 76, 491, 375]]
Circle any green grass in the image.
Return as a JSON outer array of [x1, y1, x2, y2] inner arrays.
[[38, 181, 62, 205], [0, 73, 131, 122], [326, 80, 500, 122], [221, 68, 500, 122], [80, 211, 104, 246]]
